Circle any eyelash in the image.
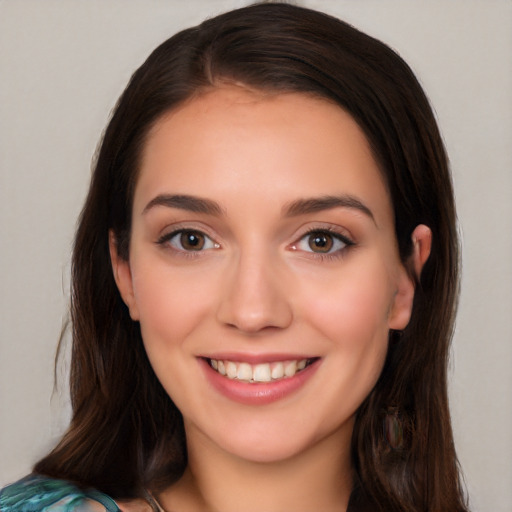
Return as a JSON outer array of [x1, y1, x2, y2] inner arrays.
[[156, 228, 219, 257], [292, 228, 355, 261], [156, 227, 355, 261]]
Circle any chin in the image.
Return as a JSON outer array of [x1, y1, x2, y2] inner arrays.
[[205, 415, 349, 465], [225, 436, 312, 464]]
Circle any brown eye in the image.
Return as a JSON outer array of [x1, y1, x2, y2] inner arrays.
[[160, 229, 218, 252], [179, 231, 206, 251], [307, 232, 334, 253], [293, 229, 353, 257]]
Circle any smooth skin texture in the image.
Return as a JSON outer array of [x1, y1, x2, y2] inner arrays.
[[111, 86, 431, 512]]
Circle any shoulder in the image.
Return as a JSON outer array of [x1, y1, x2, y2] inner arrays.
[[0, 475, 120, 512]]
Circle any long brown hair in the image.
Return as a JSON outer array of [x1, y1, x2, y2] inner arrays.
[[35, 3, 467, 510]]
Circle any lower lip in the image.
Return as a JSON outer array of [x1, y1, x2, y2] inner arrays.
[[199, 358, 320, 405]]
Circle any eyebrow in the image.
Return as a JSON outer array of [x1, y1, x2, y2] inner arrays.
[[142, 193, 375, 224], [283, 195, 375, 223], [142, 194, 225, 216]]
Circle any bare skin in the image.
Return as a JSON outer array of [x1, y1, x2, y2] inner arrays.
[[158, 422, 352, 512]]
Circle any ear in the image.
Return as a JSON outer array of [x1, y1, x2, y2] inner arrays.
[[388, 224, 432, 330], [109, 231, 140, 320], [410, 224, 432, 279]]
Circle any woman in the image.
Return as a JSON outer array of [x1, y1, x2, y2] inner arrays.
[[0, 3, 468, 511]]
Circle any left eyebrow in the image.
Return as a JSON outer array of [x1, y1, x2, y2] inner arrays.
[[283, 195, 376, 224], [142, 194, 225, 216]]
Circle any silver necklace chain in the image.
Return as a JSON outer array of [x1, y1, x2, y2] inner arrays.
[[144, 489, 166, 512]]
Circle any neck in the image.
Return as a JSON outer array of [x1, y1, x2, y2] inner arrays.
[[160, 424, 353, 512]]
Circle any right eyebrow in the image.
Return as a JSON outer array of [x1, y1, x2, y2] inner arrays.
[[283, 194, 376, 225], [142, 194, 225, 216]]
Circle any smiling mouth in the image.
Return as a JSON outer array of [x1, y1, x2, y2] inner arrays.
[[207, 358, 317, 383]]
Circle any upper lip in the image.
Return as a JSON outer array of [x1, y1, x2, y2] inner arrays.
[[199, 353, 318, 364]]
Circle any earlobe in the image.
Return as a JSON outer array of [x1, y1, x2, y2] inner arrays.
[[109, 231, 140, 320], [388, 269, 415, 331], [388, 224, 432, 331]]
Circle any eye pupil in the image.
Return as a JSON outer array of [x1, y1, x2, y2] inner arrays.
[[308, 233, 333, 253], [180, 231, 205, 250]]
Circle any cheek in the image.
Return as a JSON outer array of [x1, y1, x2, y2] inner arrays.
[[131, 264, 216, 351], [301, 261, 395, 392], [129, 264, 219, 411], [306, 262, 395, 342]]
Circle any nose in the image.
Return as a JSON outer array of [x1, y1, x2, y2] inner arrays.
[[216, 251, 293, 334]]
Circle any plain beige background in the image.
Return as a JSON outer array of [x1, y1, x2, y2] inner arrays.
[[1, 1, 511, 510]]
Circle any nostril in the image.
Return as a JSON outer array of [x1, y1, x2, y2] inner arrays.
[[215, 259, 294, 332]]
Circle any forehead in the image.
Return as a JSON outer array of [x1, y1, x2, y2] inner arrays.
[[135, 86, 392, 223]]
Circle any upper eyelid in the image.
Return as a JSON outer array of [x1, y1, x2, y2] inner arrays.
[[302, 228, 353, 241], [160, 228, 213, 240], [157, 222, 219, 241], [293, 225, 355, 245]]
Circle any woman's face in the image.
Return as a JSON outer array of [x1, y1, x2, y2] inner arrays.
[[112, 86, 415, 463]]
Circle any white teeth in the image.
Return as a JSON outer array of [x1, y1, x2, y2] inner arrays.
[[253, 364, 272, 382], [284, 361, 297, 377], [271, 362, 284, 379], [209, 358, 310, 383], [237, 362, 253, 381], [226, 361, 237, 379]]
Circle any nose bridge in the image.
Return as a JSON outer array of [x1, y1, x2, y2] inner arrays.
[[216, 243, 293, 333]]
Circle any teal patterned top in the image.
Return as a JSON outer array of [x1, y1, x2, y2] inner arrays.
[[0, 475, 120, 511]]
